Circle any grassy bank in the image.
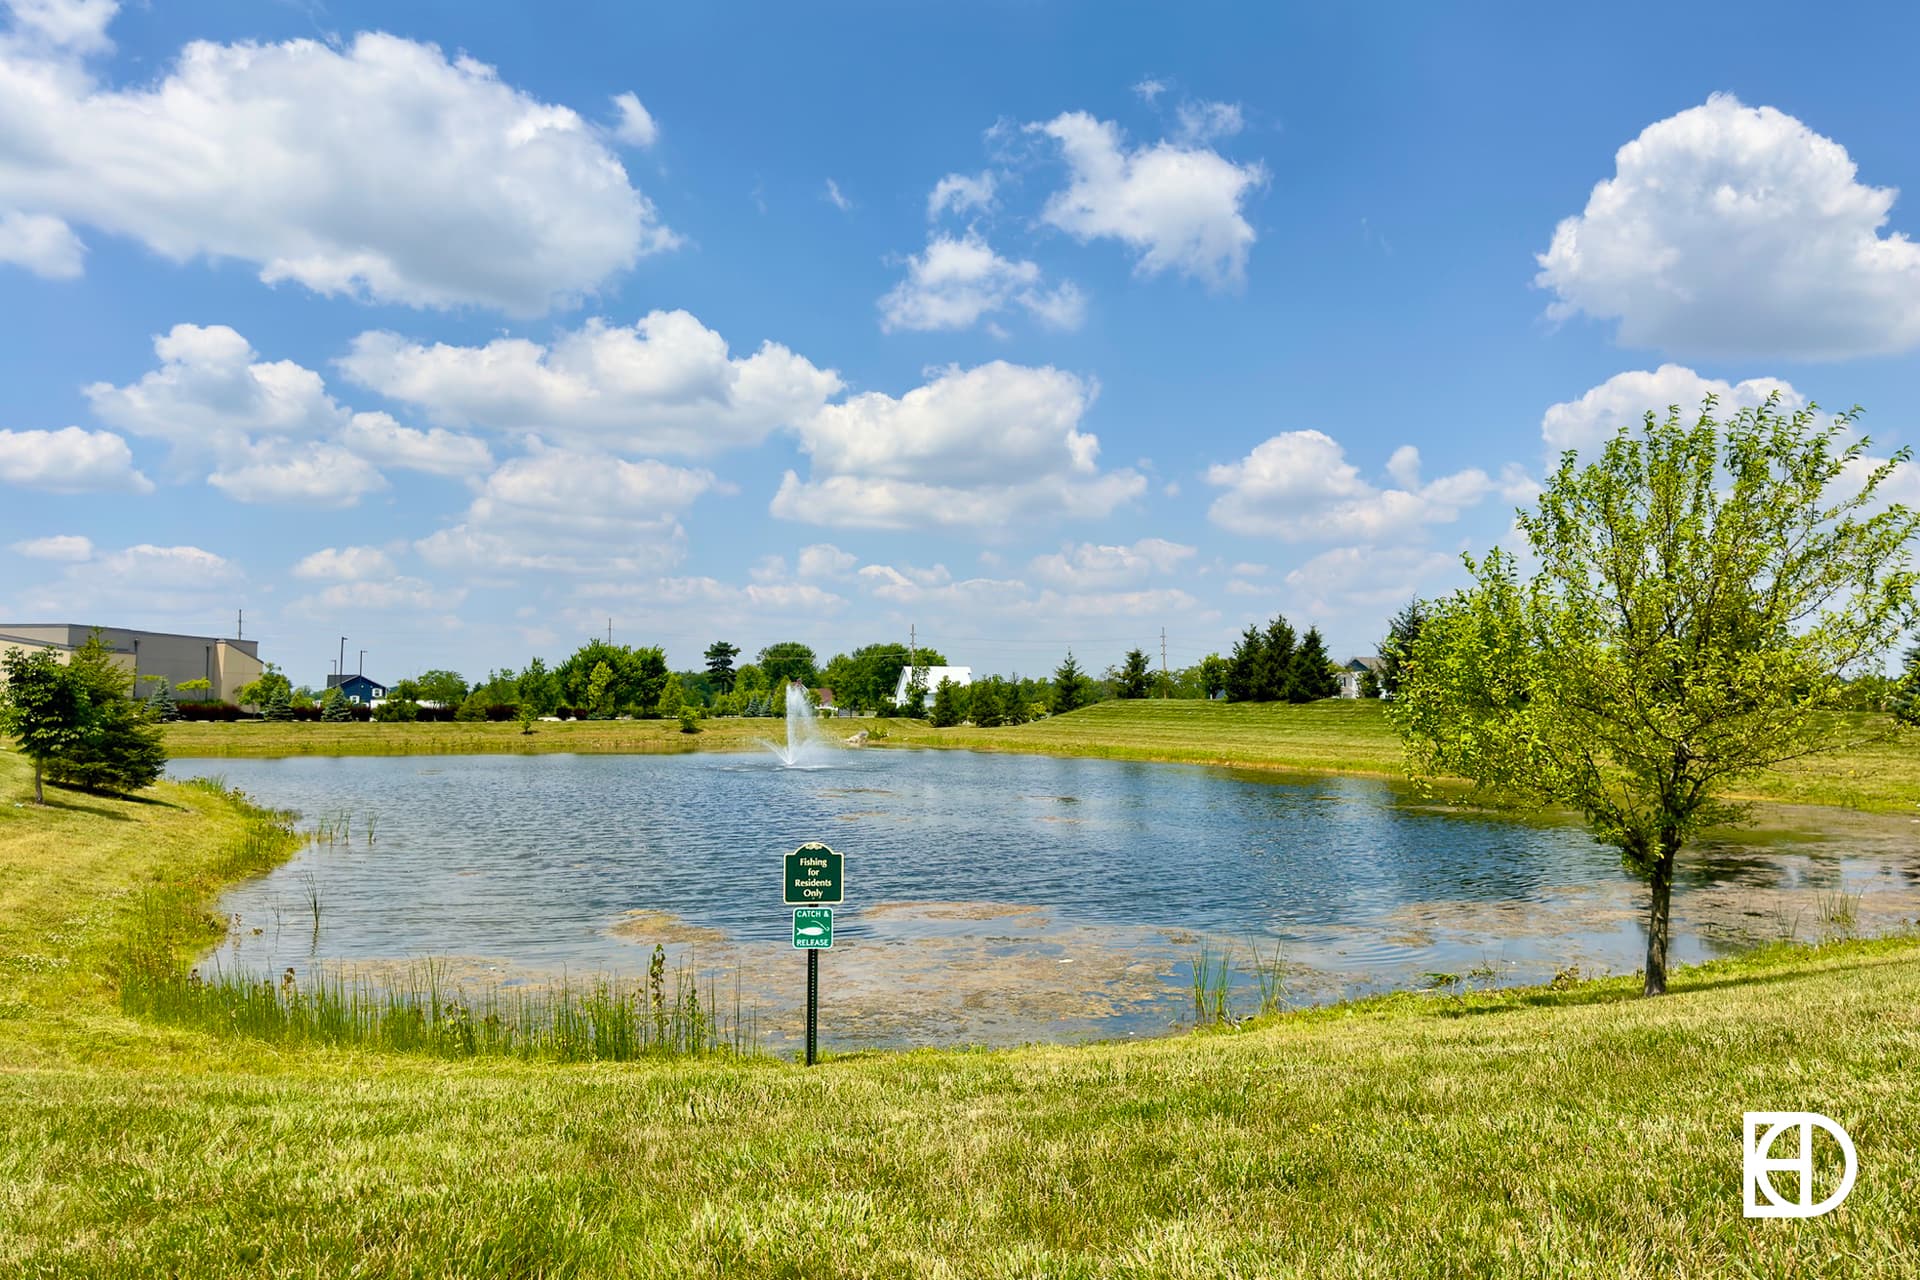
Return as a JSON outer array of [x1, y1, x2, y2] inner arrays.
[[165, 697, 1920, 813], [4, 748, 1920, 1275]]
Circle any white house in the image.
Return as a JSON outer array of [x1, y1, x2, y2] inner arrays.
[[1337, 657, 1383, 699], [893, 665, 972, 706]]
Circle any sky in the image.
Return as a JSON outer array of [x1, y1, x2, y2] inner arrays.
[[2, 0, 1918, 686]]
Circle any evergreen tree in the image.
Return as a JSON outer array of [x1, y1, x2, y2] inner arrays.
[[657, 672, 686, 718], [321, 687, 353, 722], [929, 677, 967, 727], [263, 684, 294, 722], [1225, 626, 1262, 702], [1376, 599, 1428, 699], [44, 632, 166, 795], [517, 657, 560, 715], [1290, 627, 1340, 701], [1001, 680, 1031, 726], [1116, 648, 1153, 698], [704, 641, 740, 693], [1258, 615, 1298, 702], [971, 678, 1005, 728], [1892, 643, 1920, 726], [1052, 652, 1093, 715], [146, 677, 179, 722]]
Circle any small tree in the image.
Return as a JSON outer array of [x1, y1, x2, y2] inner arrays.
[[1892, 643, 1920, 726], [146, 677, 180, 722], [657, 672, 686, 719], [586, 661, 615, 720], [971, 678, 1006, 728], [1116, 648, 1153, 699], [175, 677, 212, 703], [234, 663, 292, 710], [1375, 600, 1427, 699], [1392, 396, 1917, 996], [929, 677, 966, 727], [320, 688, 353, 722], [1052, 652, 1093, 715], [0, 649, 92, 803], [262, 684, 294, 722], [678, 706, 701, 734], [44, 633, 165, 796], [517, 702, 537, 735], [903, 667, 929, 718], [1291, 627, 1340, 701], [1198, 654, 1228, 700]]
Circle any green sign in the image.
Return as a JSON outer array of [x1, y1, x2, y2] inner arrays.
[[792, 907, 833, 949], [784, 842, 844, 904]]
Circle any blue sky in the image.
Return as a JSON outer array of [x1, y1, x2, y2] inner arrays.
[[3, 0, 1918, 685]]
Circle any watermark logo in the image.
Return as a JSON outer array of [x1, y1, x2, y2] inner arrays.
[[1743, 1112, 1857, 1219]]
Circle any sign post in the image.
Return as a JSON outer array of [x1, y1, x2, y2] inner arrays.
[[785, 845, 843, 1066]]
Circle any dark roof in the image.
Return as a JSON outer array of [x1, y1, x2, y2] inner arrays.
[[1344, 656, 1385, 673]]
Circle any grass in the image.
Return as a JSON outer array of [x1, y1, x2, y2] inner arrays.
[[164, 698, 1920, 813], [6, 746, 1920, 1274]]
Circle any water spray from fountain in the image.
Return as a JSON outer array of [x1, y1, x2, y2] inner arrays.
[[764, 681, 829, 768]]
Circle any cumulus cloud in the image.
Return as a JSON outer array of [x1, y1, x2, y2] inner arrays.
[[1536, 94, 1920, 360], [796, 543, 858, 579], [1540, 364, 1803, 454], [772, 361, 1144, 530], [1207, 430, 1496, 541], [292, 545, 396, 582], [609, 91, 658, 147], [207, 441, 387, 507], [416, 444, 715, 576], [10, 532, 92, 561], [289, 576, 465, 617], [1029, 110, 1266, 288], [0, 425, 151, 492], [1283, 545, 1466, 617], [86, 324, 341, 459], [9, 536, 242, 625], [338, 412, 491, 476], [0, 15, 674, 311], [927, 171, 997, 220], [0, 209, 83, 277], [339, 311, 841, 456], [1173, 100, 1243, 145], [1028, 538, 1196, 589], [878, 232, 1084, 333]]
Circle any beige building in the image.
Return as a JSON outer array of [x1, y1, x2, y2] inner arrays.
[[0, 624, 264, 702]]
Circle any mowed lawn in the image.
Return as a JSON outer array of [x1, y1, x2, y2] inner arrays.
[[4, 748, 1920, 1276], [165, 697, 1920, 813]]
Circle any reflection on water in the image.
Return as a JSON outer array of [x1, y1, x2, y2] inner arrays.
[[170, 750, 1920, 1048]]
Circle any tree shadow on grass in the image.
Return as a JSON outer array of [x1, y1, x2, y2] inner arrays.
[[29, 784, 185, 820]]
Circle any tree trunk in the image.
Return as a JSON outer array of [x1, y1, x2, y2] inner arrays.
[[1644, 838, 1678, 996], [32, 758, 44, 805]]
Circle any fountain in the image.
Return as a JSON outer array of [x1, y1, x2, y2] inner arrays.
[[764, 681, 829, 768]]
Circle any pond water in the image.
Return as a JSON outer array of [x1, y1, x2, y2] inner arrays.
[[171, 749, 1920, 1049]]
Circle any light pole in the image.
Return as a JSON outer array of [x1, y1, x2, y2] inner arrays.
[[359, 649, 367, 678], [338, 636, 347, 686]]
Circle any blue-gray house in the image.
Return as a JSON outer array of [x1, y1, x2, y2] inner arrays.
[[326, 673, 388, 704]]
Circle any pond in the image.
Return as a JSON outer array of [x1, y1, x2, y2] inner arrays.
[[171, 749, 1920, 1049]]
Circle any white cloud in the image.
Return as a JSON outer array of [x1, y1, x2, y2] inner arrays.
[[878, 232, 1085, 333], [1283, 545, 1465, 624], [1132, 78, 1167, 104], [10, 532, 92, 561], [772, 361, 1144, 530], [824, 179, 853, 212], [290, 576, 465, 617], [416, 444, 714, 576], [86, 324, 341, 458], [1385, 445, 1423, 489], [1536, 94, 1920, 360], [1029, 538, 1196, 589], [96, 542, 238, 587], [1030, 110, 1266, 288], [1207, 430, 1495, 541], [1541, 365, 1802, 454], [207, 441, 387, 507], [4, 0, 116, 53], [10, 538, 242, 626], [339, 311, 841, 456], [796, 543, 858, 579], [0, 21, 674, 312], [339, 412, 491, 476], [292, 545, 396, 582], [927, 171, 997, 220], [0, 425, 151, 492], [1174, 100, 1243, 145], [0, 209, 83, 277], [609, 91, 658, 147]]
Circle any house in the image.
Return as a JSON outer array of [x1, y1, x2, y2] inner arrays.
[[0, 623, 263, 701], [1337, 656, 1384, 699], [325, 673, 388, 705], [893, 665, 971, 706], [813, 687, 836, 708]]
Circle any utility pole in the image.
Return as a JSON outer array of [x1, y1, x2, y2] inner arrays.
[[909, 623, 916, 668], [338, 636, 347, 684], [237, 608, 244, 639], [1161, 627, 1168, 676], [359, 649, 367, 677], [607, 617, 613, 644]]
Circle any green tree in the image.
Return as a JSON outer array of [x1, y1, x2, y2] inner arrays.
[[415, 669, 468, 706], [657, 672, 686, 718], [1892, 643, 1920, 726], [1259, 616, 1298, 702], [320, 687, 353, 722], [1376, 600, 1428, 699], [757, 641, 819, 689], [900, 667, 929, 718], [1291, 627, 1340, 701], [678, 706, 701, 734], [517, 658, 558, 716], [1, 648, 91, 803], [234, 663, 292, 709], [46, 633, 166, 796], [971, 678, 1006, 728], [1225, 627, 1262, 702], [929, 677, 968, 727], [1116, 648, 1153, 699], [1052, 652, 1093, 715], [557, 640, 668, 715], [704, 641, 740, 693], [262, 684, 294, 722], [175, 677, 212, 703], [1198, 653, 1229, 700], [517, 703, 537, 735], [585, 661, 615, 719], [145, 677, 179, 722], [1391, 396, 1918, 996], [455, 689, 490, 721]]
